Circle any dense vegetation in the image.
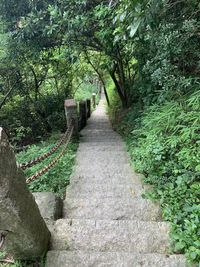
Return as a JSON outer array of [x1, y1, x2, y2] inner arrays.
[[0, 0, 200, 265], [107, 1, 200, 265]]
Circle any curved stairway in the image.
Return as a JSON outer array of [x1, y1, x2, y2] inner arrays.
[[45, 96, 189, 267]]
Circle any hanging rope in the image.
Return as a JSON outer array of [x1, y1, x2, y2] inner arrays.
[[26, 123, 74, 184]]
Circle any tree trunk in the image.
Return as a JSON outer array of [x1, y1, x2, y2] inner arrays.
[[109, 71, 128, 108]]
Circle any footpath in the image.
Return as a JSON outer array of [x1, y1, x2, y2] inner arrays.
[[45, 96, 188, 267]]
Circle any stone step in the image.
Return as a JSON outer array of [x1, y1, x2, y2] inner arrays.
[[80, 140, 123, 145], [81, 129, 116, 134], [69, 172, 143, 187], [83, 124, 113, 130], [80, 134, 121, 140], [69, 175, 136, 186], [75, 151, 130, 164], [80, 130, 120, 135], [78, 143, 126, 151], [66, 187, 143, 199], [75, 161, 131, 171], [63, 197, 162, 221], [65, 183, 143, 198], [45, 251, 189, 267], [73, 163, 141, 178], [50, 219, 170, 254]]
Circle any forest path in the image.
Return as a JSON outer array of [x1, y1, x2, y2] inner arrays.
[[45, 95, 188, 267]]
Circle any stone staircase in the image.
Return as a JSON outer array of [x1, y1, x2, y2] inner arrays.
[[45, 97, 189, 267]]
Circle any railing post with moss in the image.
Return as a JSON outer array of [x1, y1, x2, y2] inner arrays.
[[0, 128, 50, 260], [86, 99, 91, 119], [79, 100, 87, 130], [64, 99, 79, 139]]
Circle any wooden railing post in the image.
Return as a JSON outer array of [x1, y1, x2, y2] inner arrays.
[[79, 100, 87, 130], [64, 99, 79, 139], [86, 99, 91, 119], [92, 93, 96, 108], [0, 128, 50, 259]]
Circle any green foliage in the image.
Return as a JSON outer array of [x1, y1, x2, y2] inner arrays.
[[17, 133, 78, 198], [132, 1, 200, 105], [123, 91, 200, 264], [0, 251, 46, 267], [74, 82, 99, 102], [106, 79, 121, 121], [0, 92, 67, 146], [0, 0, 200, 263]]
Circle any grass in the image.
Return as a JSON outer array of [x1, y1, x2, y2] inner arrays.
[[0, 251, 46, 267]]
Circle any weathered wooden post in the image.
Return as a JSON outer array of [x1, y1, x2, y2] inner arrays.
[[98, 81, 102, 95], [79, 100, 87, 130], [92, 93, 96, 108], [86, 99, 91, 119], [64, 99, 79, 139], [0, 128, 50, 259]]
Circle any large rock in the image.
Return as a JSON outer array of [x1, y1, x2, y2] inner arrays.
[[33, 192, 63, 222], [0, 128, 50, 259]]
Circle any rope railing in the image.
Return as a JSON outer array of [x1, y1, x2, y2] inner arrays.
[[19, 124, 72, 170], [17, 93, 96, 184], [16, 120, 74, 184], [26, 123, 74, 184]]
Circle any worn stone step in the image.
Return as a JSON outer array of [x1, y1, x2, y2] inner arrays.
[[78, 143, 126, 152], [50, 219, 170, 254], [75, 157, 128, 167], [63, 197, 162, 221], [74, 162, 133, 174], [80, 130, 120, 136], [45, 251, 189, 267], [73, 163, 140, 178], [81, 127, 114, 134], [81, 129, 116, 134], [66, 182, 133, 193], [75, 151, 130, 162], [80, 140, 123, 146], [69, 175, 136, 187], [80, 134, 122, 140], [65, 183, 143, 198], [69, 172, 143, 187], [66, 187, 143, 199]]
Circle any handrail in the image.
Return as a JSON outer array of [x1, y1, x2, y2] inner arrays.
[[26, 123, 74, 184], [19, 123, 72, 170]]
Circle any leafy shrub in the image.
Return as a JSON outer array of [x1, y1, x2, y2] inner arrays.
[[106, 79, 122, 122], [74, 82, 99, 102], [0, 92, 67, 146], [124, 91, 200, 264]]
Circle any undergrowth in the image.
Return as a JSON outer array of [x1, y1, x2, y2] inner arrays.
[[108, 90, 200, 265], [16, 132, 78, 198], [0, 251, 45, 267]]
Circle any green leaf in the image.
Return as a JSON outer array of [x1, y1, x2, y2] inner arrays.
[[129, 18, 142, 37]]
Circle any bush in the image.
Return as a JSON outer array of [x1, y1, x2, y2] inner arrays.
[[74, 82, 99, 101], [0, 92, 67, 146], [123, 91, 200, 264]]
